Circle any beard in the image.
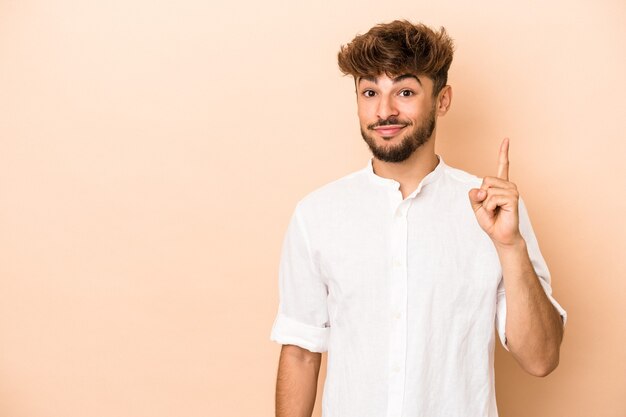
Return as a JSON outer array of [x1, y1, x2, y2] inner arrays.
[[360, 104, 437, 163]]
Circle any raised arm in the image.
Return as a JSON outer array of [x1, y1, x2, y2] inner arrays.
[[276, 344, 322, 417], [494, 238, 564, 376], [468, 138, 565, 376]]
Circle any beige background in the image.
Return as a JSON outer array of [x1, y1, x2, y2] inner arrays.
[[0, 1, 624, 416]]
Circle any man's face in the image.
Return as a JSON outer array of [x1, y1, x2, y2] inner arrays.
[[356, 73, 437, 163]]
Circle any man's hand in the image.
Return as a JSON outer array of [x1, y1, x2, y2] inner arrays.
[[468, 139, 564, 376], [468, 137, 523, 248]]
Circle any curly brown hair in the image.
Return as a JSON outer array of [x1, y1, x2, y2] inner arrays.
[[337, 20, 455, 97]]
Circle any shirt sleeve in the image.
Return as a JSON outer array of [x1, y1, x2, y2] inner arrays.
[[495, 196, 568, 352], [269, 202, 331, 353]]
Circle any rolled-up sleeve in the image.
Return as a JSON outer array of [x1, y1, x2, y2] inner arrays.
[[270, 202, 331, 353], [495, 197, 568, 352]]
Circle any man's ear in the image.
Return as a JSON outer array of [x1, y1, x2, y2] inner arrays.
[[436, 85, 452, 116]]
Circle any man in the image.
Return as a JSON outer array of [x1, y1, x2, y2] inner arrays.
[[270, 20, 567, 417]]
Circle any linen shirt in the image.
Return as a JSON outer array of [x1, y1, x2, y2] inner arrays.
[[270, 154, 567, 417]]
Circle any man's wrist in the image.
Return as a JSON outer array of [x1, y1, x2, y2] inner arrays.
[[493, 233, 526, 254]]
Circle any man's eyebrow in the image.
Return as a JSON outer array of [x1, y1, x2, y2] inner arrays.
[[357, 73, 422, 86], [358, 75, 377, 84], [393, 74, 422, 85]]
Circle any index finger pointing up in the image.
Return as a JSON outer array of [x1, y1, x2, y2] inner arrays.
[[497, 137, 510, 180]]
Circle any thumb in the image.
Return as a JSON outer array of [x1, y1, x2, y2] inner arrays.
[[468, 188, 487, 212]]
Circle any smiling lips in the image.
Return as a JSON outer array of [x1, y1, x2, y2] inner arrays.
[[373, 125, 406, 137]]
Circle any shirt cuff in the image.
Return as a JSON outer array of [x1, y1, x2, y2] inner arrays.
[[496, 279, 567, 352], [495, 290, 511, 352], [270, 312, 330, 353]]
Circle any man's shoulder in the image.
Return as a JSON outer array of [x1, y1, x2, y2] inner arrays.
[[441, 162, 484, 189], [294, 166, 366, 212]]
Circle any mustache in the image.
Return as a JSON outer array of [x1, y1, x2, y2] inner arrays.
[[368, 117, 412, 130]]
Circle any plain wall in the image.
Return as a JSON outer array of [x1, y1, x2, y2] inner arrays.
[[0, 1, 624, 416]]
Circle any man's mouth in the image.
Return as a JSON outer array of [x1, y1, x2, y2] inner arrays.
[[373, 125, 406, 136]]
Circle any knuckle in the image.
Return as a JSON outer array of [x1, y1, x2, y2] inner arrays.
[[481, 177, 493, 188]]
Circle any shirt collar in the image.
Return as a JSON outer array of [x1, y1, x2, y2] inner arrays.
[[364, 154, 446, 192]]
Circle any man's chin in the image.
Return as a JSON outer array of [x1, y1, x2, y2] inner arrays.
[[371, 144, 416, 163]]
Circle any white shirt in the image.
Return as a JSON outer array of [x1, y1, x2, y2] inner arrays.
[[270, 154, 567, 417]]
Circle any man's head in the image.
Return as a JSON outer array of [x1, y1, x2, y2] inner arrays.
[[337, 20, 454, 162], [337, 20, 454, 99]]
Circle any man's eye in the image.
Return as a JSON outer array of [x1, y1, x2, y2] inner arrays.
[[399, 90, 414, 97], [362, 90, 376, 97]]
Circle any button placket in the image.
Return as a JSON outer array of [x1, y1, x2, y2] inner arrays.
[[386, 201, 408, 417]]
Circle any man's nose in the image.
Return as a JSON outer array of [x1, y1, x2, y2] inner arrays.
[[376, 95, 398, 120]]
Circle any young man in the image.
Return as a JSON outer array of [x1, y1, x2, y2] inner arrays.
[[270, 20, 567, 417]]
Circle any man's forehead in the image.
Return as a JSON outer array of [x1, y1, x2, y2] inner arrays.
[[356, 73, 423, 86]]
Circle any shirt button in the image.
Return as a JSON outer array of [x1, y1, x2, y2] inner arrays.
[[393, 259, 402, 267], [394, 312, 401, 319], [395, 210, 404, 218], [392, 365, 400, 372]]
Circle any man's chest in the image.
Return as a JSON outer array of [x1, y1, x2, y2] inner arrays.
[[315, 202, 502, 315]]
